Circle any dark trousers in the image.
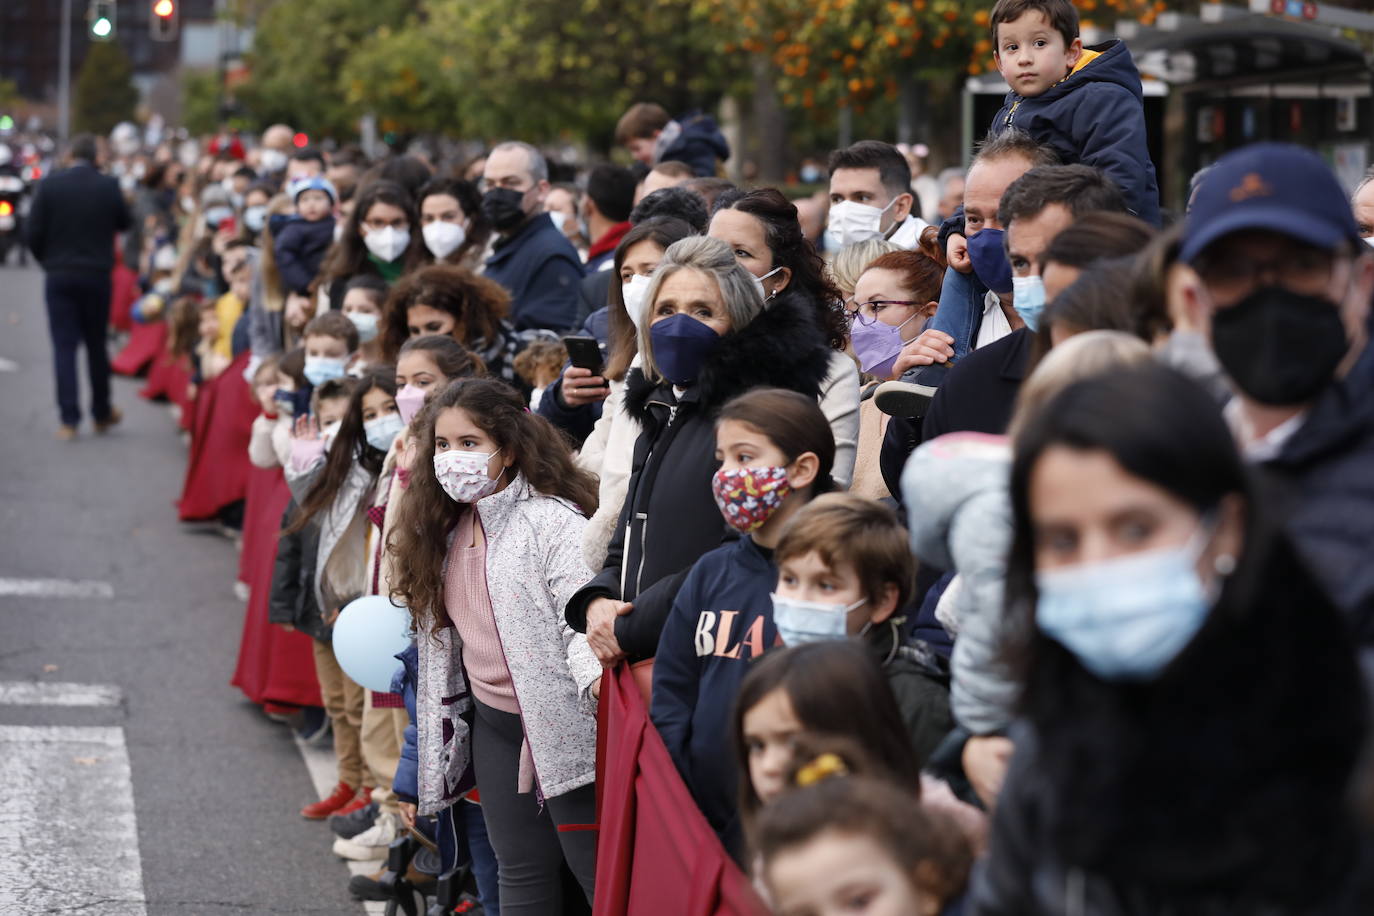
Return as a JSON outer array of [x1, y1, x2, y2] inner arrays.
[[44, 270, 113, 426], [472, 698, 597, 914]]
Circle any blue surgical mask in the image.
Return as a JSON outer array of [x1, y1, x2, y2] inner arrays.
[[771, 594, 866, 647], [303, 355, 347, 387], [649, 313, 723, 387], [1012, 275, 1046, 331], [967, 228, 1013, 295], [347, 311, 379, 344], [363, 412, 404, 452], [1035, 527, 1216, 681]]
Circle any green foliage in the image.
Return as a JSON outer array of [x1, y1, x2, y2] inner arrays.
[[235, 0, 418, 139], [181, 70, 223, 137], [73, 42, 139, 135], [0, 78, 19, 112]]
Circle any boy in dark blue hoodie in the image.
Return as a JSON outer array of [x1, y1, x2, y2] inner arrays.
[[988, 0, 1159, 225], [650, 388, 835, 857]]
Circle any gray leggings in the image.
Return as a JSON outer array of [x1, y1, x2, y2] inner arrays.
[[472, 698, 597, 913]]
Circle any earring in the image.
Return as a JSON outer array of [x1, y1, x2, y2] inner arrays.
[[1214, 554, 1236, 576]]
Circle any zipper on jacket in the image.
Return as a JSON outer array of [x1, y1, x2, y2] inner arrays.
[[1004, 98, 1021, 127], [632, 512, 650, 596]]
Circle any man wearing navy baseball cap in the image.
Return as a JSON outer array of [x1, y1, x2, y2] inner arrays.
[[1183, 142, 1374, 641]]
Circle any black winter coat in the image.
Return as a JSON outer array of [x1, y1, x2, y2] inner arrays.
[[268, 498, 329, 642], [273, 217, 336, 296], [565, 290, 833, 660], [1261, 377, 1374, 643], [25, 162, 131, 273]]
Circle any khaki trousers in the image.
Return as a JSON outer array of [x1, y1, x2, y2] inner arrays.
[[312, 639, 369, 789]]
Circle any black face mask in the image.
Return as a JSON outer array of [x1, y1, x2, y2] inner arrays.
[[481, 188, 528, 232], [1211, 285, 1349, 406]]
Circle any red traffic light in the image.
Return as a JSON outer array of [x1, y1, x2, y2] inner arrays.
[[292, 133, 309, 148], [153, 0, 174, 15]]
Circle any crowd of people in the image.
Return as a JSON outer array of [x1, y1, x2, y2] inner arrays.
[[21, 0, 1374, 912]]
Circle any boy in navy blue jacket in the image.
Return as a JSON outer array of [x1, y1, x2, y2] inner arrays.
[[988, 0, 1159, 225]]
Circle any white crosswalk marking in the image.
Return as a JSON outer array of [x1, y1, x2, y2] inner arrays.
[[0, 681, 123, 707], [0, 726, 147, 914], [0, 577, 115, 599]]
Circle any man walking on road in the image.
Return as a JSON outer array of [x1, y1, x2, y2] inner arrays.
[[25, 134, 131, 439]]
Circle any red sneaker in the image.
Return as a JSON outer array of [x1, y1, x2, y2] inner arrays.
[[332, 786, 374, 818], [301, 781, 357, 820]]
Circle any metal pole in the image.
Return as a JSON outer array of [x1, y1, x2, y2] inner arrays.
[[58, 0, 72, 143]]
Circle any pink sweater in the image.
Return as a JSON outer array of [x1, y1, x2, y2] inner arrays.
[[444, 510, 519, 714]]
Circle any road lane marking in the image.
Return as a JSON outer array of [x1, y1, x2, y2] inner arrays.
[[0, 725, 147, 914], [0, 577, 115, 599], [0, 681, 123, 707]]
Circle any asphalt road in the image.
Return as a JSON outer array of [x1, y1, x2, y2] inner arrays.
[[0, 261, 364, 914]]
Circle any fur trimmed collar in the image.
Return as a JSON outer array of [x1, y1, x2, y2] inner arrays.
[[624, 289, 833, 421]]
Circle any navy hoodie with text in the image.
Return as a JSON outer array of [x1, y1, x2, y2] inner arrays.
[[651, 534, 778, 855], [991, 39, 1160, 226]]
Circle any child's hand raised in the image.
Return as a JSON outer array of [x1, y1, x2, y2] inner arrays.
[[293, 413, 320, 440]]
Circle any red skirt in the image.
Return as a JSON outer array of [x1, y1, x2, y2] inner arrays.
[[178, 351, 258, 522], [109, 262, 139, 333], [230, 466, 322, 708], [112, 319, 168, 377]]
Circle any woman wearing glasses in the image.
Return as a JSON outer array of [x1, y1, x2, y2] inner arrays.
[[316, 180, 425, 312], [848, 247, 946, 382]]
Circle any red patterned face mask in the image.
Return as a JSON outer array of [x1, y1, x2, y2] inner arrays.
[[711, 465, 791, 533]]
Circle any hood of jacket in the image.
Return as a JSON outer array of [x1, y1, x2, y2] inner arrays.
[[655, 111, 731, 172], [1002, 39, 1143, 108], [903, 432, 1012, 570], [624, 288, 833, 422]]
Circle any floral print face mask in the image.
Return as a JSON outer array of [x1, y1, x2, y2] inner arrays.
[[434, 448, 502, 503], [711, 465, 791, 533]]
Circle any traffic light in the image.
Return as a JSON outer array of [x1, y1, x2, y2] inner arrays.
[[150, 0, 179, 41], [88, 0, 116, 41]]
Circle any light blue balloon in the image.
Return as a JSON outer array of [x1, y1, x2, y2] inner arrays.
[[332, 595, 412, 693]]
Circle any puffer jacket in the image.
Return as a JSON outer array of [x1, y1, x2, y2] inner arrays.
[[392, 643, 422, 807], [903, 432, 1018, 736], [991, 39, 1159, 226], [414, 475, 601, 815], [563, 289, 843, 661]]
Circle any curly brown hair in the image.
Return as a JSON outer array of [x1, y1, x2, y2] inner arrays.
[[380, 265, 511, 363], [387, 378, 599, 631]]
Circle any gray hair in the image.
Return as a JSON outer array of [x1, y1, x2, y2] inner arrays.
[[638, 235, 764, 384], [491, 140, 548, 184], [973, 128, 1059, 170], [936, 167, 965, 193]]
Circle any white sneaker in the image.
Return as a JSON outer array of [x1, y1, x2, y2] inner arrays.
[[332, 812, 401, 861]]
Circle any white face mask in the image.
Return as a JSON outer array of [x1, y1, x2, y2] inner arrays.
[[751, 266, 783, 303], [346, 311, 379, 344], [433, 448, 503, 503], [547, 210, 568, 235], [423, 220, 467, 260], [622, 273, 654, 331], [363, 225, 410, 263], [1364, 236, 1374, 249], [260, 148, 288, 174], [320, 419, 342, 450], [825, 198, 897, 249], [243, 205, 267, 234]]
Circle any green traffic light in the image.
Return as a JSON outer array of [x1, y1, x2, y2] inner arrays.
[[92, 16, 112, 37], [0, 116, 13, 131]]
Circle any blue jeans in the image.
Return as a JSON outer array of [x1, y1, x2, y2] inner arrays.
[[44, 270, 113, 426], [439, 798, 501, 915], [904, 266, 985, 387]]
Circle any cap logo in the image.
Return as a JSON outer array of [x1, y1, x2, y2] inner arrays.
[[1229, 172, 1273, 203]]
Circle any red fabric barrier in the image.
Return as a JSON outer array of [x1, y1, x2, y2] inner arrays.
[[178, 351, 257, 521], [231, 465, 322, 708], [594, 663, 769, 916], [109, 261, 139, 333], [141, 351, 194, 430], [112, 319, 167, 377]]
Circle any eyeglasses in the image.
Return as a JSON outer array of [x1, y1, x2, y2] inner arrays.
[[844, 299, 922, 326]]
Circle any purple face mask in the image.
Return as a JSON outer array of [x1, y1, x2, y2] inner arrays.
[[849, 312, 920, 379]]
